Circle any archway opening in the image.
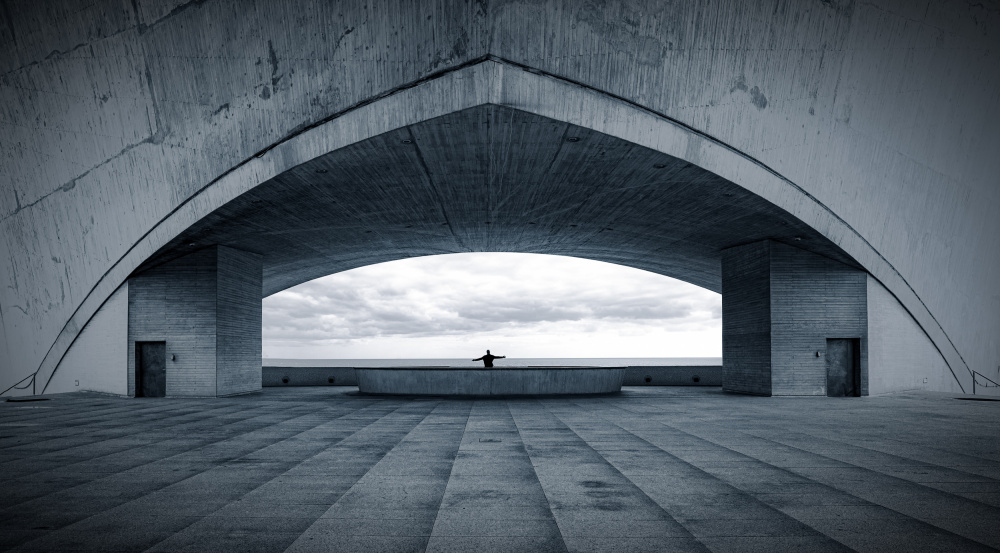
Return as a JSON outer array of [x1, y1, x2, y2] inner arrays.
[[34, 61, 963, 399], [262, 252, 721, 364]]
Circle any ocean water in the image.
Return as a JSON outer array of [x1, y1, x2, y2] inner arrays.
[[264, 357, 722, 368]]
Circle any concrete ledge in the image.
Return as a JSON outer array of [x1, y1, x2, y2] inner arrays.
[[263, 366, 723, 388], [623, 366, 722, 386], [356, 367, 625, 396], [263, 366, 359, 386]]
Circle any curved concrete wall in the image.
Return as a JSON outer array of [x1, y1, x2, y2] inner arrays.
[[45, 283, 129, 396], [356, 368, 625, 396], [1, 1, 997, 394], [264, 366, 723, 388]]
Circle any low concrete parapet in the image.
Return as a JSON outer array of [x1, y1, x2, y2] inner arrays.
[[356, 367, 625, 396], [263, 366, 358, 386], [263, 365, 722, 388], [623, 366, 722, 386]]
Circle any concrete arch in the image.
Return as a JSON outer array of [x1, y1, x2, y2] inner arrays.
[[34, 58, 967, 395]]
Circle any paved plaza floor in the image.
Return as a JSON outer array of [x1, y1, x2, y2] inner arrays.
[[1, 386, 998, 552]]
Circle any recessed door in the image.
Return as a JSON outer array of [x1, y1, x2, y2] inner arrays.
[[826, 338, 860, 397], [137, 342, 166, 398]]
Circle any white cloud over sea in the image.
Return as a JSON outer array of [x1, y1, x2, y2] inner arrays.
[[262, 253, 721, 359]]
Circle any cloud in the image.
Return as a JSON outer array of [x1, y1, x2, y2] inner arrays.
[[262, 253, 721, 357]]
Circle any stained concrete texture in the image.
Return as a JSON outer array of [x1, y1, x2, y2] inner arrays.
[[1, 388, 999, 553], [355, 367, 625, 396], [5, 0, 999, 427]]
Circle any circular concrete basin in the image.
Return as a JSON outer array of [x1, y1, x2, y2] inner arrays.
[[356, 367, 625, 396]]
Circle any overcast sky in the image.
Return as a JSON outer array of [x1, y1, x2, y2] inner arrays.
[[262, 253, 721, 359]]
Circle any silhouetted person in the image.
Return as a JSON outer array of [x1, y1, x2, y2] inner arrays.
[[473, 350, 505, 368]]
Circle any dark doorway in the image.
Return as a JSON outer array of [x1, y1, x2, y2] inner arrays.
[[136, 342, 166, 397], [826, 338, 860, 397]]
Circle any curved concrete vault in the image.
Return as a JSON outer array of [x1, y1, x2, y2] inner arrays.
[[144, 102, 856, 296], [41, 61, 962, 397], [2, 0, 997, 398]]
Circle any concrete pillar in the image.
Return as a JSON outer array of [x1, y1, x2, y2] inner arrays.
[[722, 241, 868, 396], [127, 245, 262, 397]]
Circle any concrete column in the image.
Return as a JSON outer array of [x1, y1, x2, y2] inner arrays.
[[127, 246, 262, 397], [722, 241, 868, 396]]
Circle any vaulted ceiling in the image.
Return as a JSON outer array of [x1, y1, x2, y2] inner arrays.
[[138, 105, 857, 296]]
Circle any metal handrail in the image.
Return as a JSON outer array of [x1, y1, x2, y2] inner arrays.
[[0, 371, 36, 397], [971, 370, 1000, 395]]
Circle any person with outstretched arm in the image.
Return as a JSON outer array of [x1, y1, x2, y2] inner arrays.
[[473, 350, 505, 368]]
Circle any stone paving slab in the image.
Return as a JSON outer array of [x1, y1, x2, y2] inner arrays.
[[0, 387, 998, 552]]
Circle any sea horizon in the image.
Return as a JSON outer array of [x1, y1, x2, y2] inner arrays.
[[263, 357, 723, 368]]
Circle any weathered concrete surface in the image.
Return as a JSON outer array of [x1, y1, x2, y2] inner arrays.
[[46, 283, 129, 396], [263, 366, 360, 387], [722, 241, 870, 397], [136, 103, 859, 296], [267, 365, 723, 388], [622, 366, 722, 386], [356, 367, 625, 396], [126, 245, 262, 397], [1, 387, 999, 552], [867, 276, 961, 395], [1, 1, 997, 396]]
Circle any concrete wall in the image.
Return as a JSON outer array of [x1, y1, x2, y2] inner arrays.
[[867, 276, 963, 396], [46, 282, 128, 396], [1, 1, 997, 396], [769, 242, 868, 396], [127, 245, 261, 397], [723, 241, 868, 396], [623, 366, 722, 386], [128, 248, 218, 397], [356, 368, 625, 396], [721, 241, 772, 395], [216, 246, 263, 396], [494, 0, 1000, 391], [263, 366, 722, 388], [263, 367, 359, 387]]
